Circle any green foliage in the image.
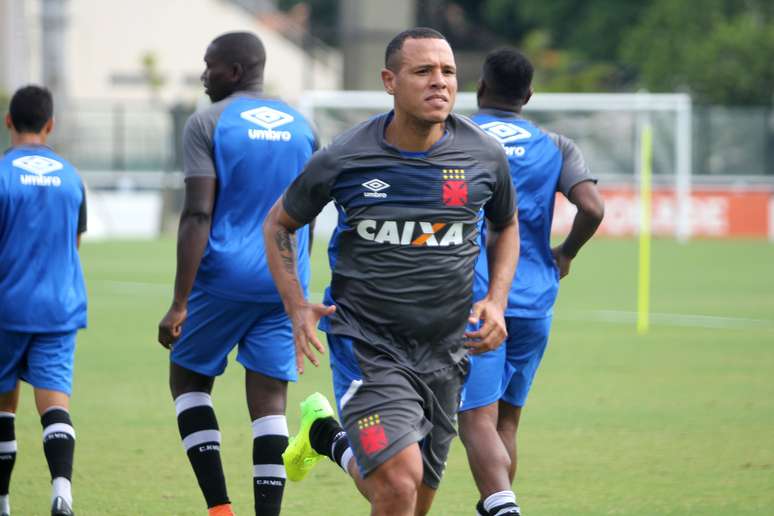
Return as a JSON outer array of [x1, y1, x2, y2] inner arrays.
[[277, 0, 338, 45], [622, 1, 774, 104], [140, 51, 166, 94], [520, 30, 622, 93]]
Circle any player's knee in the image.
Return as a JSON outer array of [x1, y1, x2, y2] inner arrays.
[[459, 408, 496, 445], [372, 471, 419, 506], [369, 456, 422, 506]]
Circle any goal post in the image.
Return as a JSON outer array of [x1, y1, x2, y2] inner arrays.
[[299, 90, 694, 241]]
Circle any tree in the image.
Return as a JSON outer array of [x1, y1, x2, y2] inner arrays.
[[621, 0, 774, 104]]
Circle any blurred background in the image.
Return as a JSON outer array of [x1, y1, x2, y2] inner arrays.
[[0, 0, 774, 239], [1, 0, 773, 239], [2, 3, 773, 514]]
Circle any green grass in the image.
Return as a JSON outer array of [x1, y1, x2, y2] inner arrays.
[[8, 238, 774, 515]]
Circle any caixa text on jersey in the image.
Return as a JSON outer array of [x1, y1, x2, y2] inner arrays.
[[356, 220, 469, 247]]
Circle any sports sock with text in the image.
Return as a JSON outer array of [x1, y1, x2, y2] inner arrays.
[[41, 407, 75, 507], [175, 392, 229, 508], [309, 417, 353, 472], [0, 412, 16, 514], [251, 415, 288, 515]]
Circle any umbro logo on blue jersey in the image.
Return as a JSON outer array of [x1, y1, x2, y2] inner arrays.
[[13, 155, 64, 187], [241, 106, 295, 129], [13, 155, 63, 175], [362, 179, 390, 198], [241, 106, 295, 142], [479, 121, 532, 144]]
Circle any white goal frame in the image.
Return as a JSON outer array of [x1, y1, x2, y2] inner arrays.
[[299, 91, 694, 241]]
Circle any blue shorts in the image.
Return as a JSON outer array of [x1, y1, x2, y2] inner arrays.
[[0, 329, 77, 395], [170, 288, 296, 381], [326, 333, 362, 414], [460, 316, 552, 411]]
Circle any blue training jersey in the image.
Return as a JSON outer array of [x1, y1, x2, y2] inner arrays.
[[182, 93, 316, 302], [0, 145, 87, 332], [472, 109, 593, 318]]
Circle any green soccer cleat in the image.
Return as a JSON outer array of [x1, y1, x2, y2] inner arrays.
[[283, 392, 336, 481]]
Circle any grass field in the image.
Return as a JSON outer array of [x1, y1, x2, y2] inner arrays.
[[8, 237, 774, 515]]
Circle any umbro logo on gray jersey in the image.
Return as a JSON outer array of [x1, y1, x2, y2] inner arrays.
[[13, 155, 63, 187], [362, 179, 390, 198], [241, 106, 295, 142]]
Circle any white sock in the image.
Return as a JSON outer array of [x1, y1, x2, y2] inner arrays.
[[0, 494, 9, 514], [484, 490, 519, 515], [339, 446, 354, 472], [51, 477, 72, 507]]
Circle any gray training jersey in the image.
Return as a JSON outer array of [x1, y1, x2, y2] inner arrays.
[[283, 112, 516, 372]]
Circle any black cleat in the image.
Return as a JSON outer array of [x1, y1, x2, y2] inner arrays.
[[51, 496, 74, 516]]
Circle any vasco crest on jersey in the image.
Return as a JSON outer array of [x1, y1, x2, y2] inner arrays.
[[441, 168, 467, 207]]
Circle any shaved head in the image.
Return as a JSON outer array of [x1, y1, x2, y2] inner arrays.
[[202, 32, 266, 102], [209, 32, 266, 73]]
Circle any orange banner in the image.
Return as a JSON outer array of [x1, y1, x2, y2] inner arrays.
[[552, 186, 774, 238]]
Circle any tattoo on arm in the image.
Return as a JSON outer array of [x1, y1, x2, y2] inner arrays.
[[274, 228, 298, 275]]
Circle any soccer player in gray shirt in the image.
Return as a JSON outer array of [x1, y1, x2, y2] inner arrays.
[[264, 28, 519, 515]]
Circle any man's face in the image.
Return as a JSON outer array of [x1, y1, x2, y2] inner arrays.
[[200, 44, 236, 103], [383, 38, 458, 125]]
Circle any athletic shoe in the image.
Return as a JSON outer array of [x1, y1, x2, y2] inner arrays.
[[282, 392, 335, 481], [207, 503, 235, 516], [476, 500, 488, 515], [51, 496, 74, 516]]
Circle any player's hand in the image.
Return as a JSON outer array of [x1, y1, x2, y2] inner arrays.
[[158, 303, 187, 349], [464, 299, 507, 355], [552, 245, 572, 279], [289, 302, 336, 374]]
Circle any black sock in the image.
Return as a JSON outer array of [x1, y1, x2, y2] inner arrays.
[[309, 417, 351, 471], [175, 392, 229, 508], [0, 413, 16, 496], [251, 415, 288, 516], [488, 502, 521, 515], [41, 408, 75, 481]]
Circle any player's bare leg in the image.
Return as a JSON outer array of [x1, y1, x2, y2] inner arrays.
[[353, 443, 423, 516], [414, 483, 437, 516], [460, 402, 512, 495], [0, 384, 20, 414], [170, 362, 215, 398], [497, 401, 523, 483], [339, 440, 434, 515], [245, 370, 289, 516]]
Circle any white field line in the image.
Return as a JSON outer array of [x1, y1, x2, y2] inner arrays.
[[560, 310, 774, 331], [97, 281, 772, 331], [98, 280, 327, 301]]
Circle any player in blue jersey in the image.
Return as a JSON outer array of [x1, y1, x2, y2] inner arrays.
[[156, 32, 317, 516], [0, 86, 86, 516], [458, 48, 605, 516]]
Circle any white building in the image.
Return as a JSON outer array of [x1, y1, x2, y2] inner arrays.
[[0, 0, 342, 104]]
